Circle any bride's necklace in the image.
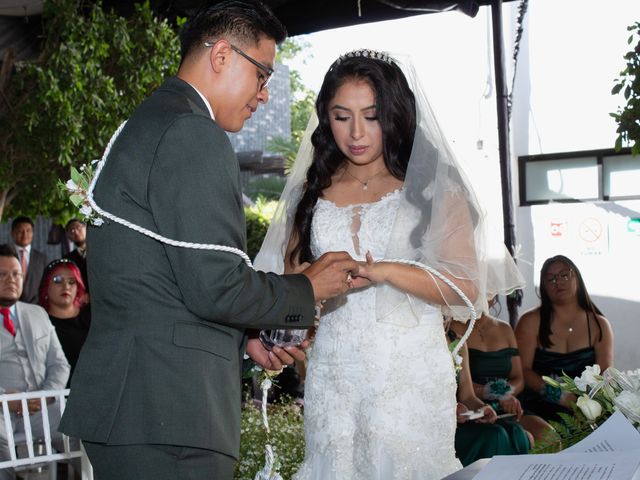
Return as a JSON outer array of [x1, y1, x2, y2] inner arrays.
[[343, 167, 387, 191]]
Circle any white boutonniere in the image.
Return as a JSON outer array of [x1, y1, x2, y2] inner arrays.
[[60, 160, 104, 226]]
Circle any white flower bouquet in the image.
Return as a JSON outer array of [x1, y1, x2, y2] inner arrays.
[[533, 365, 640, 452]]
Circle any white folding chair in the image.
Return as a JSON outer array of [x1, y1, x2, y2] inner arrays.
[[0, 389, 93, 480]]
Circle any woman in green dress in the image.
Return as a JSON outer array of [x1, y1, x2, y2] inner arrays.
[[451, 336, 528, 466], [450, 296, 554, 463]]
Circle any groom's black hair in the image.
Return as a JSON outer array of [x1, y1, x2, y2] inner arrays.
[[179, 0, 287, 63]]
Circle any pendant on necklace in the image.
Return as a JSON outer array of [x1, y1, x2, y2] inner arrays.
[[568, 327, 573, 333], [362, 182, 368, 191]]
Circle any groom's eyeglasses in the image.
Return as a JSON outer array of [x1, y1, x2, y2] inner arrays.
[[203, 42, 274, 92]]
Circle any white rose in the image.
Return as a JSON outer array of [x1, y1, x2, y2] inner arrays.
[[65, 179, 78, 191], [577, 394, 603, 422], [79, 205, 93, 217], [614, 390, 640, 424], [574, 364, 602, 392]]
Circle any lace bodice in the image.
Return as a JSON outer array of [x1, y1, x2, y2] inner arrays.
[[294, 191, 462, 480], [311, 189, 401, 261]]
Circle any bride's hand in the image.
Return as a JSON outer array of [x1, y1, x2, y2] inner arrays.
[[353, 251, 387, 285]]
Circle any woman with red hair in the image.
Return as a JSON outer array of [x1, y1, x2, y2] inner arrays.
[[39, 258, 90, 382]]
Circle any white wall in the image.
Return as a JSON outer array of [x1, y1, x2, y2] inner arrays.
[[511, 0, 640, 370]]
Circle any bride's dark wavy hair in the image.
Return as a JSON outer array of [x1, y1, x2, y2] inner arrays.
[[289, 54, 416, 265]]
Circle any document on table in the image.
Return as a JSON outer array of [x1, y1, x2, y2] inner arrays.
[[473, 411, 640, 480], [473, 451, 640, 480], [563, 409, 640, 453]]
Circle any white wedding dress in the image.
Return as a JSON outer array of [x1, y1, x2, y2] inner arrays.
[[293, 190, 462, 480]]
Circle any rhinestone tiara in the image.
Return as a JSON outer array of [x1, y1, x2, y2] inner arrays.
[[333, 49, 394, 66]]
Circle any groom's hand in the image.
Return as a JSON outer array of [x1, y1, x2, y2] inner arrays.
[[246, 338, 310, 371], [302, 251, 359, 302]]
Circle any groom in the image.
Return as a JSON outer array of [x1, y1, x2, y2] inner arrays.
[[59, 1, 358, 478]]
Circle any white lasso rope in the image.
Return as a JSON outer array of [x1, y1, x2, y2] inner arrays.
[[376, 259, 477, 363], [254, 376, 283, 480], [87, 120, 253, 266]]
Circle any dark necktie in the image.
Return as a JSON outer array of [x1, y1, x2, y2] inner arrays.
[[1, 307, 16, 337]]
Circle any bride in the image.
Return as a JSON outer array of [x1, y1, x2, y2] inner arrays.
[[255, 49, 522, 479]]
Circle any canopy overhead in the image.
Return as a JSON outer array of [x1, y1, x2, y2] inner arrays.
[[0, 1, 513, 58], [146, 0, 504, 35]]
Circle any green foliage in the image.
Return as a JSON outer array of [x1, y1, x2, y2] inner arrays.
[[611, 21, 640, 155], [275, 37, 307, 64], [244, 197, 278, 260], [0, 0, 181, 221], [244, 209, 270, 261], [235, 397, 305, 480], [268, 38, 316, 173], [530, 409, 592, 454], [244, 177, 287, 201], [264, 138, 300, 175]]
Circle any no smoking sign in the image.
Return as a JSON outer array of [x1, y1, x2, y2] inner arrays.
[[579, 218, 603, 243]]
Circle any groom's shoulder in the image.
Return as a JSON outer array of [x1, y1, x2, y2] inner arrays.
[[146, 76, 207, 116], [127, 77, 214, 134]]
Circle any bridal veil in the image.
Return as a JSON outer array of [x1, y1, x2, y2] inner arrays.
[[254, 50, 524, 325]]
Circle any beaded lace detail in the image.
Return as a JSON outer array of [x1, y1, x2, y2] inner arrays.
[[294, 190, 462, 480]]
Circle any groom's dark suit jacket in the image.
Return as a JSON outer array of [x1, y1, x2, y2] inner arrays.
[[59, 77, 315, 458]]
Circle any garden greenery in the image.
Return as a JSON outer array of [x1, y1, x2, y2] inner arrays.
[[0, 0, 181, 221], [245, 197, 278, 260], [612, 21, 640, 155], [236, 397, 305, 480]]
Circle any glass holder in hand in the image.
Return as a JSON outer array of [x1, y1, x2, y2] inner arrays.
[[258, 329, 306, 351]]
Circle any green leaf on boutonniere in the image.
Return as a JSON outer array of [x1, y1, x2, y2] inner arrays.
[[70, 167, 85, 188], [69, 194, 84, 207]]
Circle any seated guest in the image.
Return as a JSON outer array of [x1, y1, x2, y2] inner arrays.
[[450, 298, 549, 443], [10, 216, 47, 304], [63, 219, 89, 294], [515, 255, 613, 426], [452, 339, 530, 466], [0, 244, 70, 480], [39, 258, 90, 382]]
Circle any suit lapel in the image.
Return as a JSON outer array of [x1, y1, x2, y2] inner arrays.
[[25, 250, 35, 290], [15, 302, 36, 372]]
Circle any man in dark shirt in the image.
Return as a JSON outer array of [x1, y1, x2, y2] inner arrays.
[[63, 219, 88, 293]]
